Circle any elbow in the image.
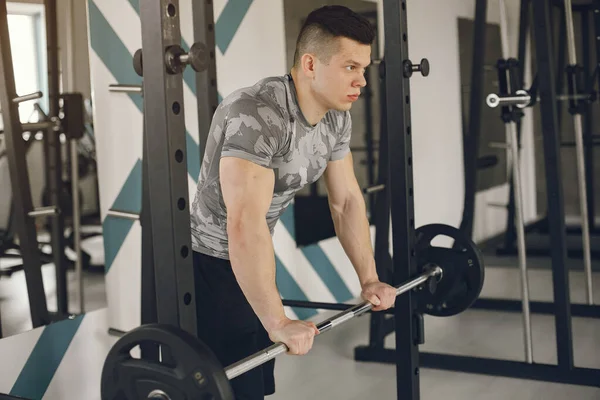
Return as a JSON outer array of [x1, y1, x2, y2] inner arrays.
[[227, 210, 264, 249], [330, 195, 352, 221], [329, 201, 346, 220], [227, 212, 248, 241], [331, 191, 364, 218]]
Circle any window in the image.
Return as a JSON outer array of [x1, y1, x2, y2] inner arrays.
[[0, 3, 46, 131]]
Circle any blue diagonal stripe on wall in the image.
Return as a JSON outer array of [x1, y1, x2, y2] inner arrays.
[[279, 206, 354, 303], [10, 315, 84, 399], [276, 257, 317, 320], [88, 0, 143, 110], [103, 159, 142, 273], [89, 0, 200, 181], [215, 0, 254, 53]]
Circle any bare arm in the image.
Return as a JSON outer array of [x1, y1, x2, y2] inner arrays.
[[324, 153, 379, 286], [220, 156, 286, 332]]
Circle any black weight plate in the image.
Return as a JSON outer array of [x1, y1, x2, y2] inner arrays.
[[414, 224, 485, 317], [101, 323, 234, 400], [189, 42, 209, 72]]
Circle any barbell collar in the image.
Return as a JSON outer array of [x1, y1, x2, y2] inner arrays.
[[224, 265, 442, 380], [147, 390, 171, 400], [486, 90, 531, 109]]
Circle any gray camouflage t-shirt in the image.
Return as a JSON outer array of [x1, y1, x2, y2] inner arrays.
[[190, 74, 351, 260]]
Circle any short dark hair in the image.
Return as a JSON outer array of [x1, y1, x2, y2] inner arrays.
[[293, 6, 375, 67]]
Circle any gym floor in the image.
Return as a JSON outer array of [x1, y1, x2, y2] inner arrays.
[[1, 247, 600, 399]]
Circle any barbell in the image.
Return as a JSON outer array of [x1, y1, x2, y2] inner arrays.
[[100, 223, 485, 400], [486, 89, 595, 109]]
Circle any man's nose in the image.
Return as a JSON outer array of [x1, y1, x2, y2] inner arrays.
[[355, 74, 367, 87]]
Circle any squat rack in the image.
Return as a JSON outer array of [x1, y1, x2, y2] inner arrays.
[[137, 0, 423, 398]]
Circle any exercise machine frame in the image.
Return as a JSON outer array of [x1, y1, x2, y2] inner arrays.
[[0, 0, 75, 337], [426, 0, 600, 386]]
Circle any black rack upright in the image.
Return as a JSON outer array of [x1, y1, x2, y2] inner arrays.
[[138, 0, 198, 335], [0, 0, 51, 332], [44, 0, 69, 316], [354, 0, 422, 398]]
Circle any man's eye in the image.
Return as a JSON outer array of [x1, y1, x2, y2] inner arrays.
[[347, 65, 355, 71]]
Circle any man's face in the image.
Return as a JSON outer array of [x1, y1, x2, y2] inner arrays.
[[311, 37, 371, 112]]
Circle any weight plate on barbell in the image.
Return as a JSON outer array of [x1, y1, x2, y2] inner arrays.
[[414, 224, 485, 317], [101, 324, 234, 400]]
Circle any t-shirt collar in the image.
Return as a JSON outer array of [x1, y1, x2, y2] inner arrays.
[[286, 73, 317, 130]]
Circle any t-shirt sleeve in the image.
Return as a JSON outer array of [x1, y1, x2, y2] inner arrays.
[[221, 99, 287, 168], [330, 111, 352, 161]]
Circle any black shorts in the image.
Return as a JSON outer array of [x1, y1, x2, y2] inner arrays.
[[193, 250, 276, 399]]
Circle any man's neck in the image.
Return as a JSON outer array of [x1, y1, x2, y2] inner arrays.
[[290, 68, 327, 126]]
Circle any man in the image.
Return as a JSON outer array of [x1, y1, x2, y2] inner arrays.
[[190, 5, 396, 399]]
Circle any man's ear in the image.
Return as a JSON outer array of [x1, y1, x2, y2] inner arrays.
[[300, 53, 317, 78]]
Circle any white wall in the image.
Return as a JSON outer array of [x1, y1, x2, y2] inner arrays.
[[406, 0, 537, 241]]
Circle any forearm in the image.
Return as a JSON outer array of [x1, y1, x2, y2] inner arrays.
[[330, 194, 379, 286], [228, 216, 287, 332]]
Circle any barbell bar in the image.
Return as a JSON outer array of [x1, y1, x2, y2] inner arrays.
[[225, 265, 442, 380]]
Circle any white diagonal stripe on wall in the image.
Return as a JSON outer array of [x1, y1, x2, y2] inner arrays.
[[93, 0, 141, 56], [87, 50, 142, 216], [273, 222, 337, 303], [104, 223, 142, 331]]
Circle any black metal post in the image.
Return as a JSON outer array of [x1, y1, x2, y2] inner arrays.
[[458, 0, 488, 240], [363, 71, 376, 218], [192, 0, 218, 163], [581, 9, 595, 232], [139, 0, 197, 335], [386, 0, 419, 394], [555, 4, 567, 133], [140, 120, 159, 361], [367, 77, 391, 349], [532, 0, 574, 369], [0, 0, 50, 328], [44, 0, 69, 317], [503, 0, 530, 252], [354, 1, 421, 398]]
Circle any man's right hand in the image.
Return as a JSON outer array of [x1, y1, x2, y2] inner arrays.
[[267, 319, 319, 355]]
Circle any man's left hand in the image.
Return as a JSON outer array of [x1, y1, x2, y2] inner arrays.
[[361, 280, 396, 311]]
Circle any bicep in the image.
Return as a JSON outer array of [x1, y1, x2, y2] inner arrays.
[[324, 152, 361, 210], [220, 156, 275, 223], [222, 100, 286, 168]]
